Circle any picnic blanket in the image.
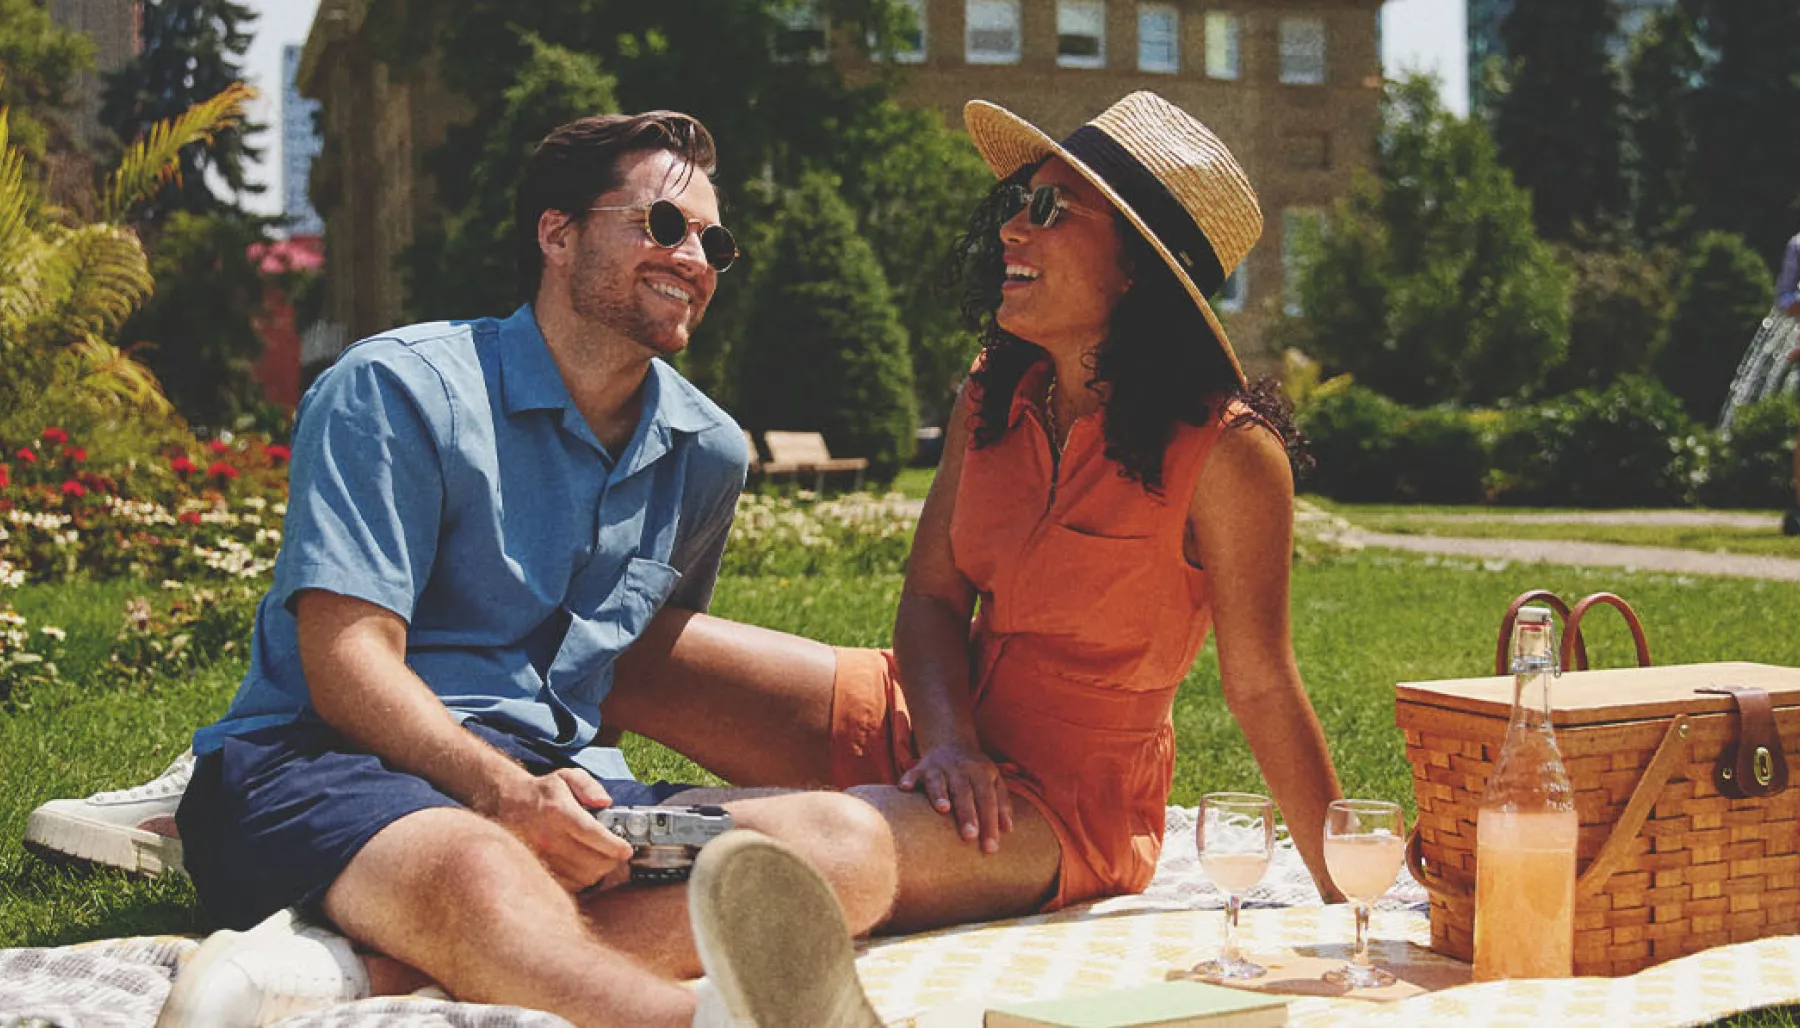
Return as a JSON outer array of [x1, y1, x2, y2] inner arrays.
[[7, 806, 1798, 1026]]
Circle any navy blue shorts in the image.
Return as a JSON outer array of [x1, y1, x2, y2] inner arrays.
[[177, 718, 694, 930]]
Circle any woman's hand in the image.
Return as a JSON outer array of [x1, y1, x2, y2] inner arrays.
[[899, 740, 1015, 853]]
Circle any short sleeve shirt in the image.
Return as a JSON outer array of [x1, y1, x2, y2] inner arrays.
[[191, 305, 748, 779]]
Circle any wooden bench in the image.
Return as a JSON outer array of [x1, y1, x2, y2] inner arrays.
[[759, 430, 868, 492]]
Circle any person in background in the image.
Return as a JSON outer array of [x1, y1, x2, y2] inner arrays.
[[1779, 229, 1800, 536]]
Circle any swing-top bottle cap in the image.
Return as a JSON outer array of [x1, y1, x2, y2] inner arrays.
[[1517, 606, 1553, 624]]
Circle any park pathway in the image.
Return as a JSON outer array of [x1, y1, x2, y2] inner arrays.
[[1338, 511, 1800, 582]]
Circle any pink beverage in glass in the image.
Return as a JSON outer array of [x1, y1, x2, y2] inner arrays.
[[1472, 606, 1578, 981], [1473, 808, 1578, 980], [1323, 832, 1405, 902], [1201, 851, 1272, 895]]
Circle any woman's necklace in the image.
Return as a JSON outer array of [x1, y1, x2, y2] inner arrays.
[[1042, 369, 1062, 461]]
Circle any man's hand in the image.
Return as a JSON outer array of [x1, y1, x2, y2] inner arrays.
[[475, 768, 635, 892], [898, 740, 1014, 854]]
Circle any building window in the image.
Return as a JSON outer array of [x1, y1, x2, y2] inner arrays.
[[1204, 12, 1239, 81], [1282, 208, 1324, 315], [1279, 16, 1327, 85], [1057, 0, 1106, 68], [967, 0, 1022, 64], [776, 1, 829, 62], [1216, 265, 1246, 313], [1138, 4, 1178, 73], [872, 0, 928, 62]]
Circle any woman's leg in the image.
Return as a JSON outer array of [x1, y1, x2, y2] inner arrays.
[[847, 784, 1061, 934], [605, 609, 842, 787]]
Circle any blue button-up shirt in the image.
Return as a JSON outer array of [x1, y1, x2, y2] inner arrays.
[[192, 305, 747, 779]]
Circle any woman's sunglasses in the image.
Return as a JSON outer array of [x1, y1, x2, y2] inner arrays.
[[998, 183, 1107, 231], [587, 198, 740, 272]]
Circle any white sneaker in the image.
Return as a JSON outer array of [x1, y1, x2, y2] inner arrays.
[[24, 750, 193, 875], [689, 830, 882, 1028], [155, 907, 371, 1027]]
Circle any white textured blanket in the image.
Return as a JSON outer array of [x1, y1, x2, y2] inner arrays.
[[0, 808, 1425, 1027]]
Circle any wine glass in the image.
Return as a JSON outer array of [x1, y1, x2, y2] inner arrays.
[[1191, 792, 1275, 980], [1321, 798, 1406, 989]]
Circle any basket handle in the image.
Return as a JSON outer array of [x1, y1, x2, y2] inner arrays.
[[1405, 713, 1692, 908], [1560, 592, 1652, 672], [1495, 590, 1587, 675]]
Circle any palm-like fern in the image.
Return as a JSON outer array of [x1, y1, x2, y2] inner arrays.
[[0, 83, 251, 423]]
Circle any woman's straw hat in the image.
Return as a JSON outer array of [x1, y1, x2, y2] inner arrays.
[[964, 92, 1262, 385]]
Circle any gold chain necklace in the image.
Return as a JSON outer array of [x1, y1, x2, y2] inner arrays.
[[1042, 368, 1062, 460]]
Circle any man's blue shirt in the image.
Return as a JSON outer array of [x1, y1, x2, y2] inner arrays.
[[192, 305, 747, 779]]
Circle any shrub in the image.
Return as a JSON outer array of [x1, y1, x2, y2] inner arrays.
[[1654, 231, 1772, 424], [0, 606, 67, 710], [1700, 391, 1797, 508], [1491, 375, 1703, 506], [1390, 407, 1489, 503], [109, 582, 261, 683], [1295, 385, 1405, 501], [1558, 244, 1674, 393], [732, 170, 916, 481]]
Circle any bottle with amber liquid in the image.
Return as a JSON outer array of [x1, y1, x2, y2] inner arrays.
[[1472, 606, 1578, 981]]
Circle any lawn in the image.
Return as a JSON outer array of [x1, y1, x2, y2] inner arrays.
[[5, 519, 1800, 1024], [1346, 514, 1800, 557]]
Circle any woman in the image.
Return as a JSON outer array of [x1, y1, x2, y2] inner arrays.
[[610, 91, 1345, 928]]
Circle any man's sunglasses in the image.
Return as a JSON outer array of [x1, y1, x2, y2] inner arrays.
[[997, 183, 1107, 230], [587, 198, 740, 272]]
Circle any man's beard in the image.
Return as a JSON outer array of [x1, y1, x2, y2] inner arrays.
[[567, 249, 701, 358]]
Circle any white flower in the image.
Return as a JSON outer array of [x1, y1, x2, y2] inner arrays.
[[39, 625, 66, 641]]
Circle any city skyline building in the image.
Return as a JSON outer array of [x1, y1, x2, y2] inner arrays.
[[281, 43, 325, 236]]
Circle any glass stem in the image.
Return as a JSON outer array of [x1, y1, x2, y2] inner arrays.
[[1352, 901, 1371, 968], [1222, 894, 1243, 962]]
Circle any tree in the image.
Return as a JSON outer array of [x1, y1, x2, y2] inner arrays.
[[100, 0, 262, 218], [406, 35, 619, 322], [1687, 0, 1800, 268], [1623, 5, 1701, 244], [1560, 244, 1675, 393], [0, 85, 251, 446], [0, 0, 93, 166], [732, 171, 915, 480], [1491, 0, 1627, 241], [1286, 76, 1571, 406], [1654, 231, 1774, 424]]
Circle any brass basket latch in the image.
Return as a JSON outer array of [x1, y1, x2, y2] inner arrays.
[[1698, 685, 1791, 799]]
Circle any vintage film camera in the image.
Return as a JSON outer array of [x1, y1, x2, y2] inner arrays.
[[594, 804, 734, 883]]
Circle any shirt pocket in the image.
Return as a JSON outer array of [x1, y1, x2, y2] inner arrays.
[[1008, 521, 1154, 638], [551, 556, 682, 706]]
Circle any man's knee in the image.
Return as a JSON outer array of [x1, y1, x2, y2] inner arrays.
[[733, 792, 897, 933]]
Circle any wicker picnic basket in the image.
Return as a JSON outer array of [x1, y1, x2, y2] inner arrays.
[[1397, 590, 1800, 977]]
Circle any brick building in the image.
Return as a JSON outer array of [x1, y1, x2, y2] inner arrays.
[[298, 0, 1381, 373]]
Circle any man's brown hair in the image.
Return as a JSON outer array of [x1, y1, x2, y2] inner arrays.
[[514, 112, 719, 303]]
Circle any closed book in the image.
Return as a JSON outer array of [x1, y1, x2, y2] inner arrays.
[[984, 980, 1289, 1028]]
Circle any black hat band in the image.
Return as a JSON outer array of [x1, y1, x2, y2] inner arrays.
[[1061, 125, 1227, 297]]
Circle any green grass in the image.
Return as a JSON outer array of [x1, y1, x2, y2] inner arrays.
[[1304, 496, 1784, 518], [1347, 515, 1800, 557], [889, 466, 935, 500]]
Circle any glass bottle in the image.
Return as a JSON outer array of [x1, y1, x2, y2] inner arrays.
[[1472, 606, 1578, 981]]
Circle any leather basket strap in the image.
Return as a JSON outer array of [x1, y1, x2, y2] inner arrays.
[[1560, 592, 1652, 672], [1698, 685, 1791, 799], [1496, 590, 1586, 675]]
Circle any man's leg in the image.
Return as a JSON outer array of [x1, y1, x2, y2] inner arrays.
[[577, 788, 899, 978], [323, 807, 702, 1027], [607, 609, 840, 786]]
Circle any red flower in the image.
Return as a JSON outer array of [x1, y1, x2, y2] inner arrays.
[[65, 446, 87, 462], [208, 439, 231, 455], [0, 464, 9, 489], [265, 444, 292, 464], [207, 461, 240, 480], [16, 447, 37, 464], [60, 480, 87, 497], [179, 511, 202, 525], [170, 455, 197, 474], [41, 427, 68, 445]]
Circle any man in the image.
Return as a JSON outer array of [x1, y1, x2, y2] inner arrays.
[[1780, 229, 1800, 536], [144, 111, 890, 1028]]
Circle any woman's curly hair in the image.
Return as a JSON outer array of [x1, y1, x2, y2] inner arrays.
[[947, 163, 1301, 495]]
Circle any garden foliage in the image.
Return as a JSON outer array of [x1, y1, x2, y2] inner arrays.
[[1653, 231, 1775, 425], [0, 0, 93, 166], [1701, 393, 1799, 510]]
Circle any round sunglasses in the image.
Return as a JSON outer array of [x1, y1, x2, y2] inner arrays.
[[587, 198, 740, 272], [998, 183, 1109, 231]]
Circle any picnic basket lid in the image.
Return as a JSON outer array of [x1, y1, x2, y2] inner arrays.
[[1397, 662, 1800, 728]]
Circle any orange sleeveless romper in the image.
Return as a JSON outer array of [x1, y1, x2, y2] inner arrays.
[[830, 358, 1238, 910]]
